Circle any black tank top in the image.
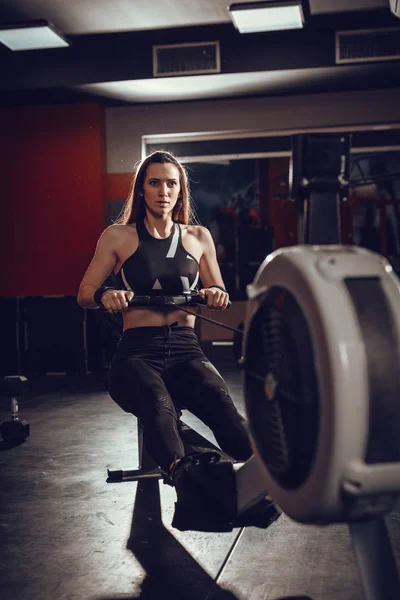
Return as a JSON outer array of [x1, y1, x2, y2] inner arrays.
[[115, 220, 200, 295]]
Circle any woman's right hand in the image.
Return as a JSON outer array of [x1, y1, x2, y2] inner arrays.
[[100, 289, 134, 313]]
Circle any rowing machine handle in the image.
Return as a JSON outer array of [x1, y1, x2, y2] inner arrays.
[[125, 293, 231, 308]]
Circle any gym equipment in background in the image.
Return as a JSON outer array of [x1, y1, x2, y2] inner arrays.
[[0, 375, 30, 442], [290, 132, 350, 245]]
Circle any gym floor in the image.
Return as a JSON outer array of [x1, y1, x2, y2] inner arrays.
[[1, 347, 399, 600]]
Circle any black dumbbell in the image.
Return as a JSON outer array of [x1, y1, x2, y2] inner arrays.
[[1, 375, 30, 442]]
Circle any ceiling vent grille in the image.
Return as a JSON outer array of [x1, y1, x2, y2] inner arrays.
[[336, 28, 400, 64], [153, 41, 221, 77]]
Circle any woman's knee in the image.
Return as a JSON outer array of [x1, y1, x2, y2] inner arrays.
[[137, 395, 180, 428]]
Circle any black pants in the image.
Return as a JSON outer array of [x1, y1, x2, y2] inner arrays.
[[108, 322, 252, 472]]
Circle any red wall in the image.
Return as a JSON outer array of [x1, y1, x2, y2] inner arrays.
[[0, 103, 106, 297], [106, 172, 132, 201]]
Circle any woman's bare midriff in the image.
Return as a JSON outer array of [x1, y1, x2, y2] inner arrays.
[[121, 306, 197, 331]]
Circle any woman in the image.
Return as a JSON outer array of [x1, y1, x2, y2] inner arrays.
[[77, 150, 253, 478]]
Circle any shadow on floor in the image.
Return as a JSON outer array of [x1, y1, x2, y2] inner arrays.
[[127, 478, 240, 600], [0, 439, 27, 451]]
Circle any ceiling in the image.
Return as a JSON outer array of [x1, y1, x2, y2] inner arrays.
[[0, 0, 399, 106]]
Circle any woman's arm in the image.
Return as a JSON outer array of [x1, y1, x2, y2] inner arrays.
[[197, 226, 230, 310], [77, 226, 124, 309]]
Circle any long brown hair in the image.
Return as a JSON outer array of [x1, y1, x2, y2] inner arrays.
[[116, 151, 196, 225]]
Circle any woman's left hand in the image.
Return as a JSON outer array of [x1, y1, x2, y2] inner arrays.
[[198, 287, 230, 310]]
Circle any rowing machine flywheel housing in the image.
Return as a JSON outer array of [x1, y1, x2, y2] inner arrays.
[[243, 245, 400, 524]]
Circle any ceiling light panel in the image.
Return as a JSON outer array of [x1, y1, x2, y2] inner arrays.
[[0, 23, 69, 51], [229, 1, 304, 34]]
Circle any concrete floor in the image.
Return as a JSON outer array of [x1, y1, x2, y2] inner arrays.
[[1, 349, 400, 600]]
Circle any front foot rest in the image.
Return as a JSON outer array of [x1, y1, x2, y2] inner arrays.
[[171, 457, 282, 532], [171, 456, 238, 532]]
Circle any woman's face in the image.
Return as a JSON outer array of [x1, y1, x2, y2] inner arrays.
[[142, 162, 181, 218]]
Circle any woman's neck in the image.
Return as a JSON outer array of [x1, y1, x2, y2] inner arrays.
[[144, 214, 174, 239]]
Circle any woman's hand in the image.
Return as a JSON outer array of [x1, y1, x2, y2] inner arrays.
[[198, 287, 229, 310], [101, 289, 134, 313]]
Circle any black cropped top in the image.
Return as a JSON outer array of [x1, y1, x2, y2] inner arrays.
[[115, 220, 200, 295]]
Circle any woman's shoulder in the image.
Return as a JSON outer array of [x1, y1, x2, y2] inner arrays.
[[181, 223, 210, 240], [97, 223, 137, 250], [101, 223, 137, 239], [181, 224, 214, 255]]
